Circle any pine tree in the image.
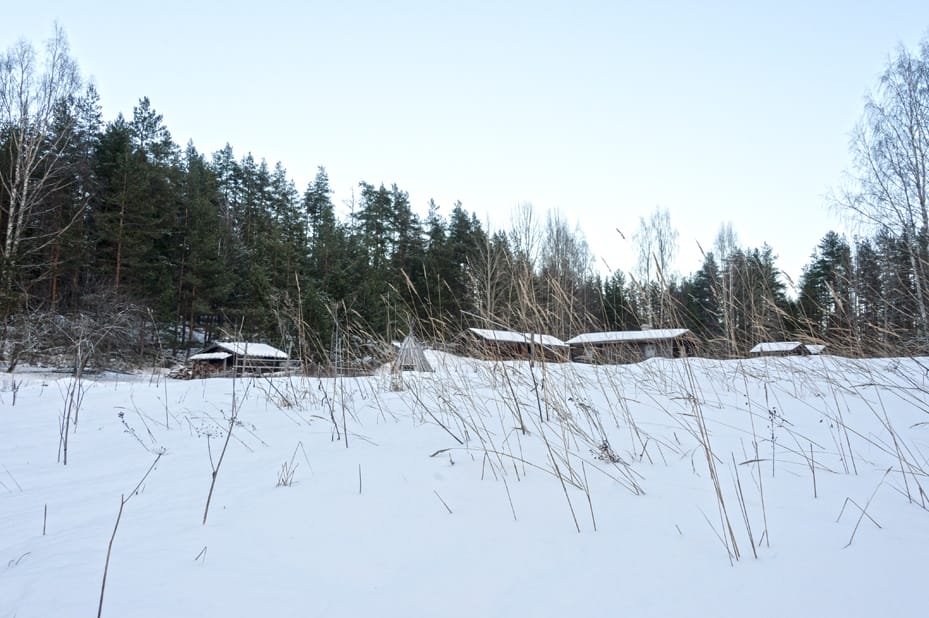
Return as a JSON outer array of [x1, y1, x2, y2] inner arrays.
[[129, 97, 175, 164], [91, 116, 142, 293], [225, 155, 280, 334], [267, 161, 305, 292], [169, 143, 233, 349], [91, 99, 180, 313]]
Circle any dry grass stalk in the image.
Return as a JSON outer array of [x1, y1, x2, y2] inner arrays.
[[97, 452, 162, 618]]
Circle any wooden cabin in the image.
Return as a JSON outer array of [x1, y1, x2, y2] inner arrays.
[[748, 341, 810, 357], [567, 328, 697, 364], [189, 341, 289, 376], [464, 328, 569, 362]]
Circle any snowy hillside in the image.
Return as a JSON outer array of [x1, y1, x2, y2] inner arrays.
[[2, 354, 928, 617]]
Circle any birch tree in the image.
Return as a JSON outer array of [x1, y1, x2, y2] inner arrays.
[[838, 37, 929, 342], [632, 206, 678, 325], [0, 26, 81, 309]]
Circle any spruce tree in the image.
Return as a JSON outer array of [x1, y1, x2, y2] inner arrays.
[[36, 84, 102, 311], [170, 143, 233, 349], [798, 232, 853, 348], [853, 237, 882, 348], [684, 252, 723, 343], [602, 270, 638, 331]]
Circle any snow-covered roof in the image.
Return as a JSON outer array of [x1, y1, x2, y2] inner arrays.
[[467, 328, 567, 348], [567, 329, 692, 345], [805, 344, 826, 354], [749, 341, 804, 354], [207, 341, 289, 359], [189, 352, 232, 361]]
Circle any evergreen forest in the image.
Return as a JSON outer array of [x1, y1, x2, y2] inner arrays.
[[3, 28, 929, 369]]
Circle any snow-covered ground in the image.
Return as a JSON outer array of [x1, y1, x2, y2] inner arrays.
[[2, 353, 928, 617]]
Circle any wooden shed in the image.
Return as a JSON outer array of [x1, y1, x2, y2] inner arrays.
[[464, 328, 569, 362], [749, 342, 810, 357], [567, 328, 697, 364], [189, 341, 289, 376]]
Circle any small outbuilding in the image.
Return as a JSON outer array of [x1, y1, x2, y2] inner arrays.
[[393, 334, 433, 372], [805, 344, 826, 355], [189, 341, 289, 376], [567, 328, 697, 364], [749, 341, 810, 357], [464, 328, 569, 362]]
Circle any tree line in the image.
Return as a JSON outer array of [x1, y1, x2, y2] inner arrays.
[[2, 28, 928, 368]]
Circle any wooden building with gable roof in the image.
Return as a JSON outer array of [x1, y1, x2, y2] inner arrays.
[[188, 341, 289, 376], [748, 341, 810, 357], [567, 328, 697, 364], [464, 328, 569, 362]]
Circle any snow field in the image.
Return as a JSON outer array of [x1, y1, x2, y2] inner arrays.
[[1, 354, 928, 617]]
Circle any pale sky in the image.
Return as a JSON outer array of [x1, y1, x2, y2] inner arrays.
[[4, 1, 929, 289]]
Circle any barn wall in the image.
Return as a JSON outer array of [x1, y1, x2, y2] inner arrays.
[[571, 337, 692, 364]]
